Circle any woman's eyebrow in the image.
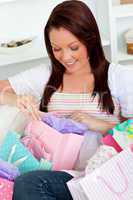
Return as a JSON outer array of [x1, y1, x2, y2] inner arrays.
[[51, 42, 59, 46], [68, 41, 79, 45], [51, 41, 78, 47]]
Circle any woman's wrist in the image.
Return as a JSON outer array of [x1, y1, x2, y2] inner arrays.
[[82, 116, 115, 135], [0, 92, 18, 106]]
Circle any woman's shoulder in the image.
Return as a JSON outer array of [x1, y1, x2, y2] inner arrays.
[[8, 60, 52, 97], [108, 63, 133, 96], [108, 63, 133, 77]]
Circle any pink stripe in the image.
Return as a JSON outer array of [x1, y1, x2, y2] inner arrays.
[[48, 109, 118, 117], [50, 99, 98, 103]]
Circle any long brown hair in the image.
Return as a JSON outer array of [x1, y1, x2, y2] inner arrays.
[[40, 0, 114, 114]]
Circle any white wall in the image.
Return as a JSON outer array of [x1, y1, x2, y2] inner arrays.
[[0, 57, 50, 79], [0, 0, 108, 79]]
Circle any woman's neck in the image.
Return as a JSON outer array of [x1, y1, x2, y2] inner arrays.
[[59, 71, 94, 93]]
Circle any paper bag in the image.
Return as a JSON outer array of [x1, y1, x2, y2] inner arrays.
[[79, 148, 133, 200], [68, 147, 133, 200]]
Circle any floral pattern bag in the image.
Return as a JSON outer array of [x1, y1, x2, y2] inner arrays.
[[0, 177, 14, 200]]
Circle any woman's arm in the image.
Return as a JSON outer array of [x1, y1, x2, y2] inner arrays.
[[69, 112, 115, 135], [0, 79, 40, 119], [0, 91, 41, 120], [0, 92, 17, 106], [0, 80, 15, 93]]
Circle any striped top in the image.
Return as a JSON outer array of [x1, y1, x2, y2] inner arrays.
[[10, 63, 133, 118], [48, 92, 120, 124]]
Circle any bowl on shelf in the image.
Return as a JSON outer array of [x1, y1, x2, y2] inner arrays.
[[0, 36, 37, 54], [125, 28, 133, 55], [120, 0, 133, 4]]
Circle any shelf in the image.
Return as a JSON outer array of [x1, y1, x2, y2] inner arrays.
[[113, 4, 133, 18], [0, 36, 48, 66], [0, 0, 15, 4], [0, 0, 53, 66], [118, 50, 133, 61]]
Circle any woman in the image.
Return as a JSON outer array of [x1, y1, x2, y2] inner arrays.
[[11, 0, 133, 199]]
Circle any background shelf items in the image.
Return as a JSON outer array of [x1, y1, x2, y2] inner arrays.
[[0, 35, 46, 66], [108, 0, 133, 64], [0, 36, 37, 54]]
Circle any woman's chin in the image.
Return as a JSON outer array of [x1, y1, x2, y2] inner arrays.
[[66, 68, 76, 74], [65, 65, 78, 74]]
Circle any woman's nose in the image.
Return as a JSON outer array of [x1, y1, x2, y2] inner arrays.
[[61, 49, 72, 61]]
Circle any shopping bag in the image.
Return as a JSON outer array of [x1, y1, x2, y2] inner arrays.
[[78, 147, 133, 200], [25, 120, 84, 170], [67, 175, 89, 200], [101, 134, 123, 152], [74, 131, 102, 171], [0, 177, 14, 200], [0, 131, 51, 173], [109, 119, 133, 149], [67, 145, 117, 200], [0, 159, 20, 181]]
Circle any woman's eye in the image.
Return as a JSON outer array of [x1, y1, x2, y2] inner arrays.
[[70, 46, 79, 51], [53, 48, 61, 52]]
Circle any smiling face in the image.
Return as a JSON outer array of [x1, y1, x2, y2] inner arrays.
[[49, 27, 91, 74]]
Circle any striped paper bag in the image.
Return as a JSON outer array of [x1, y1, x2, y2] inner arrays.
[[67, 175, 88, 200], [68, 147, 133, 200]]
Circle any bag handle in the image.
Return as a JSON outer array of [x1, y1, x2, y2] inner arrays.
[[97, 162, 128, 200]]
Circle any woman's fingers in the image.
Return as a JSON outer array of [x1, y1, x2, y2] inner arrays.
[[69, 112, 84, 121], [69, 111, 90, 124], [27, 105, 41, 120], [21, 105, 41, 120], [16, 95, 41, 120]]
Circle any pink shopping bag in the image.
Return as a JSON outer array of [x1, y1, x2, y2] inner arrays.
[[101, 134, 123, 152], [0, 177, 14, 200], [25, 120, 84, 170], [68, 147, 133, 200]]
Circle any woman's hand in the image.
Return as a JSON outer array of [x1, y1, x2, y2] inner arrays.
[[69, 111, 91, 125], [16, 95, 41, 120], [69, 111, 115, 135], [0, 91, 41, 120]]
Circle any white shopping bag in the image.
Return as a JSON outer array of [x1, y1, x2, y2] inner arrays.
[[68, 147, 133, 200], [79, 147, 133, 200], [67, 175, 88, 200]]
